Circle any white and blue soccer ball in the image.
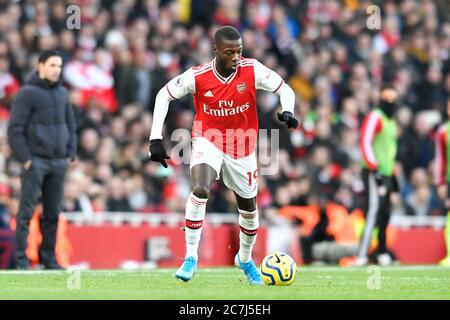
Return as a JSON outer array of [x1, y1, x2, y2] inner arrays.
[[260, 252, 297, 286]]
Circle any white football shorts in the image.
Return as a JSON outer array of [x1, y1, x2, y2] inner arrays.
[[190, 137, 258, 199]]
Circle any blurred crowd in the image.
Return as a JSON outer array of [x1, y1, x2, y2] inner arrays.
[[1, 0, 450, 231]]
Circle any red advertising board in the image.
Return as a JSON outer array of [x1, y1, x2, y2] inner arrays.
[[66, 223, 267, 269], [65, 223, 447, 269]]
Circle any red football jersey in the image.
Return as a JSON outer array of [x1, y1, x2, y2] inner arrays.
[[165, 58, 284, 159]]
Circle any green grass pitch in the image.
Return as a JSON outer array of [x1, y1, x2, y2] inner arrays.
[[0, 266, 449, 300]]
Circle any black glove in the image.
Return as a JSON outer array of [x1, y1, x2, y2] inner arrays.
[[149, 139, 170, 168], [372, 171, 388, 196], [277, 111, 299, 129], [391, 175, 399, 193], [373, 171, 384, 187]]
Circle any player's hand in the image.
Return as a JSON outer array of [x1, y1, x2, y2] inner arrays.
[[23, 159, 32, 171], [149, 139, 170, 168], [391, 175, 400, 193], [373, 171, 387, 196], [373, 171, 384, 186], [444, 199, 450, 211], [277, 111, 299, 129]]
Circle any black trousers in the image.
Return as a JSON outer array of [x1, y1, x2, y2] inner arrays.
[[357, 169, 393, 259], [14, 156, 68, 267]]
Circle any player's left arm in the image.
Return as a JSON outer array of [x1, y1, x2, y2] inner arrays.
[[253, 60, 298, 129]]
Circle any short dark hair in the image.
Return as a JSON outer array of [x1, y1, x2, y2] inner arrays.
[[38, 50, 62, 64], [380, 83, 396, 92], [214, 26, 241, 44]]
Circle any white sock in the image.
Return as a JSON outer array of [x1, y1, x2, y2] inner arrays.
[[184, 193, 207, 260], [238, 208, 259, 263]]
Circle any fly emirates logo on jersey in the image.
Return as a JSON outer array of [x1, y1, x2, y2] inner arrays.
[[203, 100, 250, 117]]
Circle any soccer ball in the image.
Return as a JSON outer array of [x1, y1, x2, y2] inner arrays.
[[260, 252, 297, 286]]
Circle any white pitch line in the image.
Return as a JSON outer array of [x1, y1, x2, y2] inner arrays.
[[298, 265, 450, 272], [0, 271, 67, 275], [0, 265, 448, 275]]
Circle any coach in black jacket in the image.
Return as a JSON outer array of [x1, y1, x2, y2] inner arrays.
[[7, 50, 77, 269]]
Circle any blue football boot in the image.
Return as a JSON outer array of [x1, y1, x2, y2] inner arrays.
[[175, 257, 197, 282], [234, 253, 264, 285]]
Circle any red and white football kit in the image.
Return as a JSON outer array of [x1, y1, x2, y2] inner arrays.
[[435, 124, 448, 186], [150, 57, 295, 198]]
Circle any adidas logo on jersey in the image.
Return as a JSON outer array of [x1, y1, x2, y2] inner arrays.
[[204, 90, 214, 97]]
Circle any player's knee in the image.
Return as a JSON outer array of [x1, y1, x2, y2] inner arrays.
[[16, 212, 34, 224], [192, 185, 210, 199], [18, 204, 39, 221], [42, 215, 59, 224], [238, 209, 259, 227], [239, 204, 256, 213], [236, 197, 256, 212], [240, 212, 256, 219]]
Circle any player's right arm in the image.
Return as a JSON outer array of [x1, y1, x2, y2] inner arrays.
[[148, 68, 196, 167], [360, 111, 387, 192], [434, 126, 447, 187], [360, 111, 382, 172], [434, 125, 450, 209]]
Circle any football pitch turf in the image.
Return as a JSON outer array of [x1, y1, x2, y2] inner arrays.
[[0, 265, 449, 300]]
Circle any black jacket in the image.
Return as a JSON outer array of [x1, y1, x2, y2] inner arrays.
[[7, 71, 77, 162]]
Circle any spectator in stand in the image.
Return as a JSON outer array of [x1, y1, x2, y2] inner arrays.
[[106, 176, 133, 212]]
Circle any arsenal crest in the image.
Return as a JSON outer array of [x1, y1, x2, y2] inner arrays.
[[236, 82, 246, 93]]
